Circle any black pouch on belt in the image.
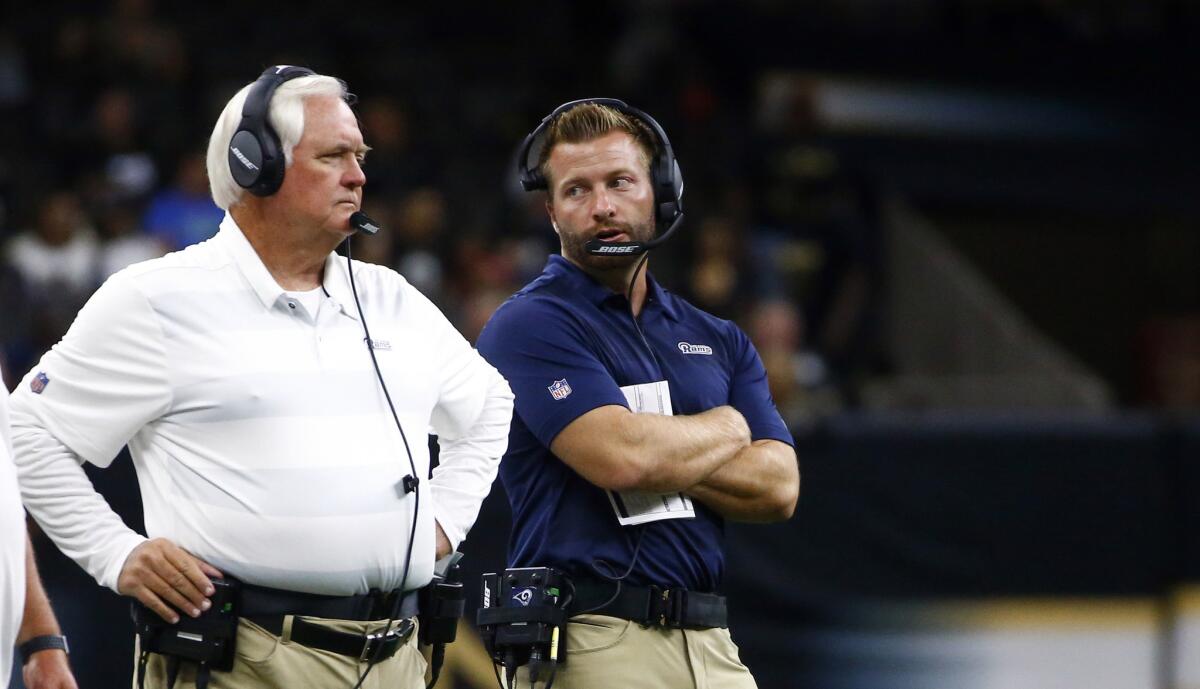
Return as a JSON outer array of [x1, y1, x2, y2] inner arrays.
[[131, 577, 240, 672]]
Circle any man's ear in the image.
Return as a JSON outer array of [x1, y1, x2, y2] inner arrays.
[[546, 200, 560, 235]]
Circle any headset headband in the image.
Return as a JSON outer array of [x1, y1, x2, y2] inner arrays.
[[516, 98, 684, 234]]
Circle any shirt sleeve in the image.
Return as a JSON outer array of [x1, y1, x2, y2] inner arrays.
[[726, 326, 795, 446], [9, 415, 146, 591], [476, 296, 629, 449], [9, 273, 172, 466], [5, 273, 166, 590], [410, 287, 515, 552]]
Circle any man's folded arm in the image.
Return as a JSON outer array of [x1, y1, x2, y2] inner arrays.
[[684, 439, 798, 522], [550, 404, 751, 494]]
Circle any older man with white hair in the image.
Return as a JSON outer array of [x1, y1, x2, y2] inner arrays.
[[9, 66, 512, 688]]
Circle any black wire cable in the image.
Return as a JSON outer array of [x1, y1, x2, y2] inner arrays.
[[426, 644, 446, 689], [574, 249, 661, 618], [342, 238, 423, 689], [577, 527, 648, 616], [624, 252, 664, 378]]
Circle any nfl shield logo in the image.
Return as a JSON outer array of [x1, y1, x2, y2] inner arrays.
[[30, 371, 49, 394], [547, 379, 572, 401]]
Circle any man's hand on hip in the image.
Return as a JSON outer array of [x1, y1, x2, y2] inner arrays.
[[118, 538, 224, 623], [435, 521, 451, 560]]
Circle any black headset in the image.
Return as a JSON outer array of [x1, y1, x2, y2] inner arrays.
[[228, 65, 316, 197], [516, 98, 684, 235]]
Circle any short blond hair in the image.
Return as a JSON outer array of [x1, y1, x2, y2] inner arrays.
[[538, 103, 658, 191]]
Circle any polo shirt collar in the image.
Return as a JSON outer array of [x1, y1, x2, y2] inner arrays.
[[216, 213, 359, 320], [543, 254, 681, 322]]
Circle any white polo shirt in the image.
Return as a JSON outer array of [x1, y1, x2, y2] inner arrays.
[[9, 214, 513, 595], [1, 365, 27, 683]]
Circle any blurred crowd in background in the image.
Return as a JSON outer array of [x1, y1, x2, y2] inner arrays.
[[1, 0, 1197, 420]]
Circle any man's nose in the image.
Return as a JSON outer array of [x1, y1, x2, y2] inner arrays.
[[345, 158, 366, 188], [591, 187, 615, 218]]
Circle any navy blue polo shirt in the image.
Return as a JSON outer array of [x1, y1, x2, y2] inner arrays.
[[476, 255, 793, 592]]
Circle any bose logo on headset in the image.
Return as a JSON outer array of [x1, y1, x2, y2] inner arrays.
[[592, 244, 640, 254], [230, 147, 258, 172]]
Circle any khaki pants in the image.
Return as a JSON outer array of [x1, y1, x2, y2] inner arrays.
[[135, 616, 426, 689], [515, 614, 757, 689]]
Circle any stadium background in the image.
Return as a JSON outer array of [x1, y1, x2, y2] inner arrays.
[[2, 1, 1199, 687]]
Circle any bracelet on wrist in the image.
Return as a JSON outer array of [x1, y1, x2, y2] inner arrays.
[[18, 634, 69, 664]]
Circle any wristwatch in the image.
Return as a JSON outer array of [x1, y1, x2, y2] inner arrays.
[[18, 634, 69, 664]]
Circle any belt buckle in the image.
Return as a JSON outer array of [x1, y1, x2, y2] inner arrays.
[[647, 586, 687, 628], [359, 630, 385, 662], [358, 618, 413, 662]]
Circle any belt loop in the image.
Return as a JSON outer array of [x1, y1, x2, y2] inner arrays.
[[669, 588, 688, 628], [366, 588, 383, 620], [281, 615, 296, 643]]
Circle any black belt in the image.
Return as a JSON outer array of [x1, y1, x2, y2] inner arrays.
[[239, 581, 420, 621], [249, 615, 415, 662], [568, 579, 727, 629], [239, 581, 420, 661]]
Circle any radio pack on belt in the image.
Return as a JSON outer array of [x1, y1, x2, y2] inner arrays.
[[476, 567, 571, 686], [420, 554, 466, 688], [132, 577, 240, 689]]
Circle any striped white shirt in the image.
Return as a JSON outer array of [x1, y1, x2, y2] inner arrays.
[[9, 214, 513, 595]]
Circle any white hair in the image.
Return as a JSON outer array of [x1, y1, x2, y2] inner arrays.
[[206, 74, 349, 210]]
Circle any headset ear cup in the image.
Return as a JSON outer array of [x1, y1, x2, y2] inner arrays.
[[253, 125, 285, 196], [229, 130, 265, 190], [229, 65, 315, 197], [230, 123, 283, 197], [654, 157, 683, 228]]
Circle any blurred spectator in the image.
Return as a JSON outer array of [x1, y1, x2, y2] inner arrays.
[[142, 152, 223, 250], [95, 200, 165, 279], [500, 183, 561, 283], [74, 87, 158, 206], [98, 0, 187, 84], [448, 233, 521, 340], [748, 299, 842, 427], [358, 97, 437, 196], [6, 191, 98, 295], [394, 187, 453, 304], [752, 145, 886, 402], [685, 215, 750, 321], [0, 32, 29, 108], [4, 190, 99, 357]]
